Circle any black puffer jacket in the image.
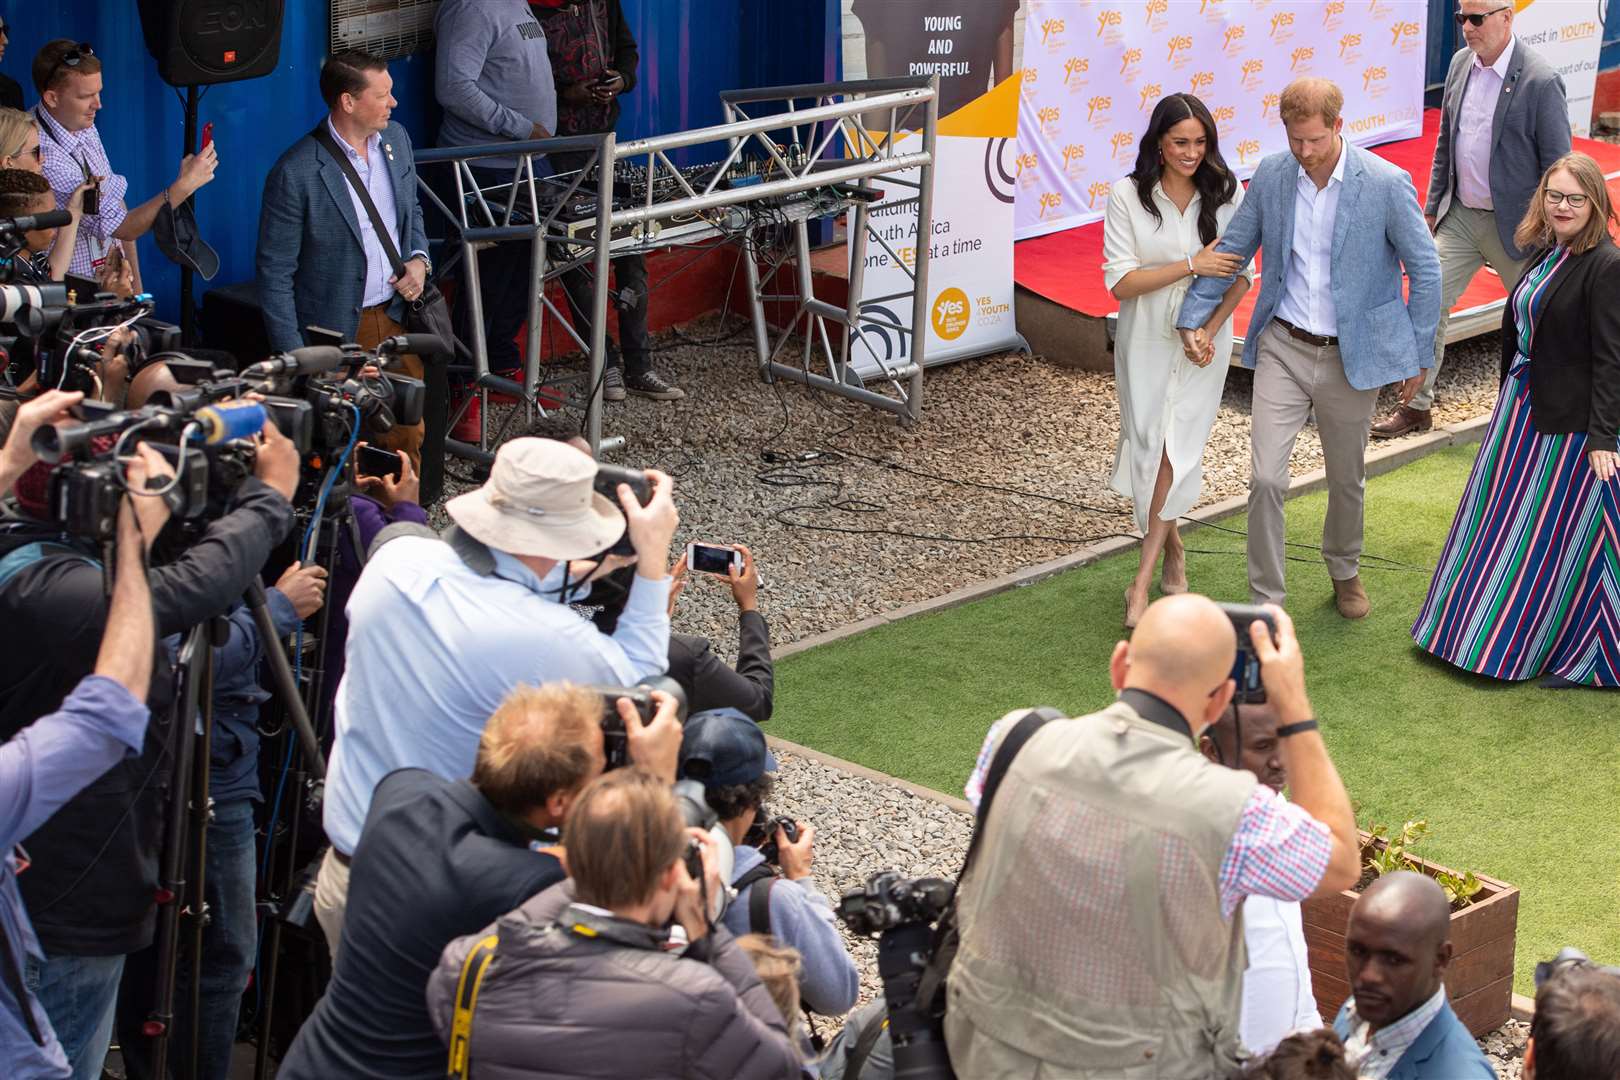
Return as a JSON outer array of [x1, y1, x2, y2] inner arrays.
[[428, 881, 801, 1080]]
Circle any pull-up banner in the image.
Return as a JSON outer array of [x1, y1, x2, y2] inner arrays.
[[1014, 0, 1428, 240], [841, 0, 1025, 376]]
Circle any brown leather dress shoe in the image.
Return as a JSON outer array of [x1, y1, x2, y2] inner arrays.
[[1332, 575, 1370, 619], [1370, 404, 1433, 439]]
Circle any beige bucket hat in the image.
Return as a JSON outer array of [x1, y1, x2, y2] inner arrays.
[[444, 438, 626, 560]]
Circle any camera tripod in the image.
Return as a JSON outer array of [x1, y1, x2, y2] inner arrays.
[[121, 568, 324, 1080], [249, 469, 369, 1080]]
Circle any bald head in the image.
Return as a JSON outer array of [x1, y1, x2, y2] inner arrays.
[[1126, 594, 1238, 698], [126, 362, 181, 410], [1346, 871, 1453, 1028]]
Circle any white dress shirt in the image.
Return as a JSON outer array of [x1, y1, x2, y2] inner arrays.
[[1239, 895, 1322, 1055], [1275, 142, 1348, 338], [1454, 36, 1515, 210], [324, 117, 426, 307], [324, 535, 671, 855]]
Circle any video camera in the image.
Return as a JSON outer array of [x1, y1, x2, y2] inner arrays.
[[239, 331, 435, 457], [0, 282, 179, 394], [838, 871, 958, 1079]]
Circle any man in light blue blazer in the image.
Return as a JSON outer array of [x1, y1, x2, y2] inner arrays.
[[1177, 78, 1440, 617], [1331, 871, 1495, 1079]]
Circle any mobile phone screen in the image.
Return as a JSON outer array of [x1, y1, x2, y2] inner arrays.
[[690, 544, 736, 575], [356, 445, 403, 481]]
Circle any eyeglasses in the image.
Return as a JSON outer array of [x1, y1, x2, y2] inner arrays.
[[1544, 189, 1590, 208], [43, 42, 95, 88], [1454, 5, 1509, 27]]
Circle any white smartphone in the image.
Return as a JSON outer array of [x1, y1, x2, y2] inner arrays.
[[686, 542, 744, 577]]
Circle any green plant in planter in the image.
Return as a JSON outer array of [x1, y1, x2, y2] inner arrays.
[[1365, 819, 1430, 876], [1360, 818, 1484, 910]]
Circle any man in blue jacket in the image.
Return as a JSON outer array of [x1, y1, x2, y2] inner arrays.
[[257, 50, 431, 463], [1178, 77, 1440, 619], [1333, 871, 1494, 1079]]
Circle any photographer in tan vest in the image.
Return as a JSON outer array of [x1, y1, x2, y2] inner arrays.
[[947, 596, 1360, 1077]]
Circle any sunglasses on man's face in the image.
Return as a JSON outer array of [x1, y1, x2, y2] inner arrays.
[[45, 42, 95, 87], [1454, 5, 1509, 27]]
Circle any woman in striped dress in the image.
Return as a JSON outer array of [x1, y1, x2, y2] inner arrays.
[[1413, 153, 1620, 687]]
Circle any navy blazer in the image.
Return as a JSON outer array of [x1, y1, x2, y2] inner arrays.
[[1331, 998, 1496, 1080], [1177, 141, 1442, 391], [256, 119, 429, 352], [1428, 40, 1570, 261]]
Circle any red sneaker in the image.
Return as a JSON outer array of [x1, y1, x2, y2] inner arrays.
[[451, 394, 482, 443]]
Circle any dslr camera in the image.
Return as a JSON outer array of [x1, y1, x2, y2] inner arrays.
[[742, 809, 800, 864], [583, 675, 688, 770], [1218, 602, 1276, 705], [837, 871, 959, 1079]]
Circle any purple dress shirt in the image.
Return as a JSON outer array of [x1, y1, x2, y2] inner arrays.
[[34, 107, 129, 278]]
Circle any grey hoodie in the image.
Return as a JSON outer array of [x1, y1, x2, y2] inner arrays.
[[434, 0, 558, 172]]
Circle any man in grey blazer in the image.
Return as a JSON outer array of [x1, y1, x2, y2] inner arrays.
[[1178, 79, 1440, 618], [257, 51, 431, 464], [1373, 0, 1569, 438]]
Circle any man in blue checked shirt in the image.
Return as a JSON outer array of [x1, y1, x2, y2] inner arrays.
[[1, 446, 169, 1080]]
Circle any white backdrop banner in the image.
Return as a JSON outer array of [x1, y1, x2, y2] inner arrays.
[[1510, 0, 1604, 138], [841, 2, 1025, 375], [1014, 0, 1429, 240]]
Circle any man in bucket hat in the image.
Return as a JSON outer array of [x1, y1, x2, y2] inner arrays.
[[316, 437, 679, 956]]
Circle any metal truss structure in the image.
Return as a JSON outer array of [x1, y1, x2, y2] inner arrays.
[[413, 76, 939, 456]]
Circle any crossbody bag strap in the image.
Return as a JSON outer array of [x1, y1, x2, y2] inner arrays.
[[446, 932, 499, 1079], [960, 706, 1064, 878], [311, 123, 407, 277], [909, 706, 1062, 1021]]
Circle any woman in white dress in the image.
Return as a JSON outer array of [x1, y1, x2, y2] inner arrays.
[[1103, 93, 1254, 628]]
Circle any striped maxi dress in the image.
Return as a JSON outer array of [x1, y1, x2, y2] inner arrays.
[[1412, 246, 1620, 687]]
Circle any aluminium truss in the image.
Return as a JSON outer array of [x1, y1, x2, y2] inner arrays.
[[412, 76, 938, 456]]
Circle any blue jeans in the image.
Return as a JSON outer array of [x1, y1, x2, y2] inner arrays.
[[23, 949, 125, 1080], [118, 797, 258, 1080]]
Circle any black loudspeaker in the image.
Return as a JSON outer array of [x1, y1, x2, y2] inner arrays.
[[137, 0, 286, 87]]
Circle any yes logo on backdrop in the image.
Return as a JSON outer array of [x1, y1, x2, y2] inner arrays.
[[1015, 0, 1430, 240]]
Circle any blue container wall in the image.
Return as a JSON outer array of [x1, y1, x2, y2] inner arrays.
[[1, 0, 820, 325]]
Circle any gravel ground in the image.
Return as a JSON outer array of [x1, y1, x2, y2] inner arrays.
[[433, 316, 1504, 650], [431, 321, 1521, 1069]]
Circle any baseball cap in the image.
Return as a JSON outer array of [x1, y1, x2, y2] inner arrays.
[[678, 708, 777, 787]]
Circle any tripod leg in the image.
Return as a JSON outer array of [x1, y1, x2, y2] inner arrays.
[[148, 624, 208, 1080], [245, 577, 325, 783]]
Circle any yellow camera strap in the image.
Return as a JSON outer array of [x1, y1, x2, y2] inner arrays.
[[446, 933, 499, 1079]]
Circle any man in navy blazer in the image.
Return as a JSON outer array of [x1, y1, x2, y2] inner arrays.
[[257, 51, 431, 460], [1373, 0, 1569, 439], [1177, 78, 1440, 618], [1331, 871, 1494, 1079]]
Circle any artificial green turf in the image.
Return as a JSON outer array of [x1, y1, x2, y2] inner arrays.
[[772, 444, 1620, 994]]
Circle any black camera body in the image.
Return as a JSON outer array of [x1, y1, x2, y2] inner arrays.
[[743, 810, 800, 864], [1218, 602, 1276, 705], [583, 675, 688, 770], [592, 464, 650, 558], [837, 871, 959, 1079], [0, 284, 174, 394]]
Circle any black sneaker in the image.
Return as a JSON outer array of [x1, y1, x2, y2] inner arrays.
[[602, 364, 626, 402], [624, 369, 686, 401]]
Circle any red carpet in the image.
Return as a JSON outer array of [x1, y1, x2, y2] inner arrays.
[[1014, 108, 1620, 334]]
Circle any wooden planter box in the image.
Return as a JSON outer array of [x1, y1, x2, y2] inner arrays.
[[1301, 833, 1520, 1038]]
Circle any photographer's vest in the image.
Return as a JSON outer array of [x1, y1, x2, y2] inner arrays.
[[946, 696, 1258, 1078]]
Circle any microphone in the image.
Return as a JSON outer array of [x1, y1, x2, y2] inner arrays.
[[244, 346, 346, 377], [3, 210, 73, 231], [377, 334, 450, 358], [195, 401, 268, 445]]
